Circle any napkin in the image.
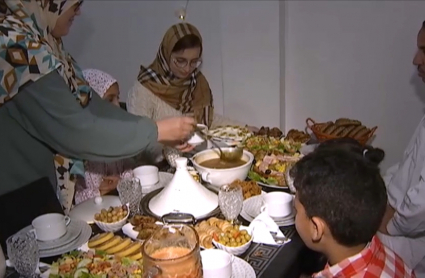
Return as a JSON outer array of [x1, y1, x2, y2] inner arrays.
[[248, 210, 291, 245]]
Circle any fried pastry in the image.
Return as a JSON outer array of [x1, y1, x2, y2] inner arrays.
[[335, 118, 362, 126]]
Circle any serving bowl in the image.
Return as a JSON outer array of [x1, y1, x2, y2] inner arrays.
[[191, 148, 254, 187], [93, 204, 130, 232], [212, 229, 253, 256]]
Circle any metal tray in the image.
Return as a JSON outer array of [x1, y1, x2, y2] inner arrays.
[[139, 186, 221, 222]]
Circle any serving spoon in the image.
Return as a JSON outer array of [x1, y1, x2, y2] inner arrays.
[[194, 126, 243, 162]]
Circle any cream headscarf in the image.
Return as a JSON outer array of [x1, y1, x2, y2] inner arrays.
[[137, 23, 214, 127]]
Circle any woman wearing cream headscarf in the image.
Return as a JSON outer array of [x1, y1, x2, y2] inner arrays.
[[127, 23, 237, 129], [0, 1, 195, 199], [127, 23, 255, 162]]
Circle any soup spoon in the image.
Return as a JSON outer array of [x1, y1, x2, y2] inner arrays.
[[194, 126, 243, 162]]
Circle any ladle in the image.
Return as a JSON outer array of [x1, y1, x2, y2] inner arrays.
[[194, 126, 243, 162]]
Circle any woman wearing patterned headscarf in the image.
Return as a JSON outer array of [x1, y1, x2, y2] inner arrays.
[[127, 23, 256, 161], [0, 1, 196, 197]]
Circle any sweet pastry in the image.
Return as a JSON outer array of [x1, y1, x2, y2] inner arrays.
[[285, 129, 311, 144], [195, 218, 240, 249], [256, 126, 283, 138]]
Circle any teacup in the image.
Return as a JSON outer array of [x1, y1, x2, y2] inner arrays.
[[200, 249, 233, 278], [260, 191, 294, 218], [133, 165, 159, 186], [32, 213, 71, 241], [188, 124, 207, 146]]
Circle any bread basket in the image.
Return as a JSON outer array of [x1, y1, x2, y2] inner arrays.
[[305, 118, 377, 145]]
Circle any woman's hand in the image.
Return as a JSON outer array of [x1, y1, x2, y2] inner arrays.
[[99, 176, 120, 195], [378, 204, 396, 234], [156, 116, 196, 143], [175, 142, 195, 153]]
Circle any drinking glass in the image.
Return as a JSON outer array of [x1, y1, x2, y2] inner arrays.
[[7, 230, 39, 277], [218, 184, 243, 224], [117, 177, 143, 216]]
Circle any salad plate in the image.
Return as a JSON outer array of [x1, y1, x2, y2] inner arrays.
[[41, 250, 143, 278]]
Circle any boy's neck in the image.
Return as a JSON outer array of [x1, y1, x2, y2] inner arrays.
[[325, 242, 368, 266]]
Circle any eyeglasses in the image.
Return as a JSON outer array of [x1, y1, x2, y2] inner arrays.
[[172, 57, 202, 69]]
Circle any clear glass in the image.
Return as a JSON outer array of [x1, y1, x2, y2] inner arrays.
[[117, 177, 143, 216], [143, 224, 202, 278], [218, 183, 243, 224], [7, 230, 39, 277]]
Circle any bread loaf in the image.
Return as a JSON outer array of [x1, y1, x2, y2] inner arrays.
[[317, 119, 370, 139]]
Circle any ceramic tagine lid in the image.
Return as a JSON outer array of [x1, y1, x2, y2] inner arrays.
[[69, 195, 122, 224], [149, 157, 218, 219]]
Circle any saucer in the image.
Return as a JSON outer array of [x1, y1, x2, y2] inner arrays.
[[232, 256, 256, 278], [18, 220, 82, 250], [39, 220, 92, 258], [242, 196, 295, 227], [141, 172, 173, 194], [244, 195, 294, 220]]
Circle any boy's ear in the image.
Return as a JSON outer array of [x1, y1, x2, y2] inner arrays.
[[310, 216, 326, 243]]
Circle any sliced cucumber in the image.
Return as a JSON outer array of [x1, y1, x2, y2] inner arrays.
[[77, 259, 92, 268], [73, 268, 89, 278]]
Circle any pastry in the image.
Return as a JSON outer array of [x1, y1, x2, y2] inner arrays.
[[105, 238, 132, 254], [335, 118, 362, 126], [88, 232, 114, 248]]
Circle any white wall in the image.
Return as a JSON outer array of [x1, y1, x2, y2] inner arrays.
[[285, 1, 425, 170], [65, 0, 425, 170], [65, 1, 224, 114], [64, 0, 281, 128], [218, 1, 280, 128]]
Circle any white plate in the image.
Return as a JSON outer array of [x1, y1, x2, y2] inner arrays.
[[18, 220, 82, 251], [244, 195, 295, 221], [240, 210, 295, 227], [241, 196, 295, 227], [232, 256, 256, 278], [248, 175, 288, 189], [257, 180, 288, 189], [38, 220, 92, 258], [141, 172, 173, 195]]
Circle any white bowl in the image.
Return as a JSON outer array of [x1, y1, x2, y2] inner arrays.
[[191, 148, 254, 187], [93, 206, 130, 232], [212, 230, 253, 256], [188, 124, 207, 147]]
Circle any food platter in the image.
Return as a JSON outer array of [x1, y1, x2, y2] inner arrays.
[[208, 125, 252, 145], [243, 135, 303, 188]]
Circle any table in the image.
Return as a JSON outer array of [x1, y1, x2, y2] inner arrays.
[[4, 177, 307, 278]]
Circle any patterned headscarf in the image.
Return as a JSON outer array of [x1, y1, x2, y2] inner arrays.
[[82, 69, 117, 98], [137, 23, 214, 127], [0, 0, 91, 107]]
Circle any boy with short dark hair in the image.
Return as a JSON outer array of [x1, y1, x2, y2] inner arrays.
[[291, 149, 414, 277]]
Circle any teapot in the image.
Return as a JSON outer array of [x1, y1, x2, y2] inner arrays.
[[143, 213, 202, 278]]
